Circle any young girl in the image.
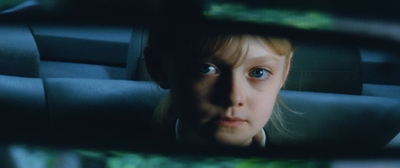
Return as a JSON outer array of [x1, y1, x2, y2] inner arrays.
[[144, 29, 294, 148]]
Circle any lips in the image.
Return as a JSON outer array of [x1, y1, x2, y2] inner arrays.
[[214, 117, 245, 127]]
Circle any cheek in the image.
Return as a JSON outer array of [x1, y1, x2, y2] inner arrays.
[[246, 78, 282, 127], [168, 71, 217, 119], [247, 92, 276, 125], [188, 77, 218, 117], [193, 76, 216, 98]]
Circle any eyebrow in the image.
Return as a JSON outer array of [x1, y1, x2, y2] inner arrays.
[[247, 55, 281, 63], [198, 54, 283, 68], [241, 55, 284, 69]]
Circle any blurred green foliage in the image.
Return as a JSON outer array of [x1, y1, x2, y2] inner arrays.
[[204, 3, 333, 30], [5, 145, 330, 168], [0, 0, 26, 12]]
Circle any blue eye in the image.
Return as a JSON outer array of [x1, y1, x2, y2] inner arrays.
[[199, 64, 217, 75], [250, 68, 268, 79]]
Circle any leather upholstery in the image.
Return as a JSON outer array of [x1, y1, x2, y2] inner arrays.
[[44, 78, 166, 147], [266, 90, 400, 150], [0, 25, 40, 77], [0, 75, 47, 143]]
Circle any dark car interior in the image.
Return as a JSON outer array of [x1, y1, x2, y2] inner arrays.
[[1, 0, 400, 167]]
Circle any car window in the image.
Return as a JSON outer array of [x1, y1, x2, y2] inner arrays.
[[0, 0, 399, 167]]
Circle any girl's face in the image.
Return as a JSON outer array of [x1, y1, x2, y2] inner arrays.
[[166, 36, 291, 146]]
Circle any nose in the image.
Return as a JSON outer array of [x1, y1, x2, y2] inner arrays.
[[212, 73, 246, 108], [229, 75, 245, 107]]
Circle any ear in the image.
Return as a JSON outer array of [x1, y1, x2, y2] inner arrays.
[[280, 52, 293, 88], [144, 46, 170, 89]]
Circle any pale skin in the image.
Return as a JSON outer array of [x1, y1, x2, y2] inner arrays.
[[146, 35, 292, 147]]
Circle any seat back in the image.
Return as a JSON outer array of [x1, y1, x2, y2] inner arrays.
[[44, 78, 166, 148], [0, 25, 40, 77], [0, 75, 47, 143], [266, 90, 400, 150]]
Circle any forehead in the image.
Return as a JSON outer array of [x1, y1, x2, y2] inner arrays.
[[208, 36, 285, 66]]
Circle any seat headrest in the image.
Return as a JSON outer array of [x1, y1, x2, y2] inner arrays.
[[0, 25, 40, 77], [284, 41, 362, 94]]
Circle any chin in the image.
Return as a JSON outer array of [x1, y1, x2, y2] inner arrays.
[[212, 133, 251, 147]]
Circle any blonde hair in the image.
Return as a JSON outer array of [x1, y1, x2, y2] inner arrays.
[[149, 32, 295, 133]]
